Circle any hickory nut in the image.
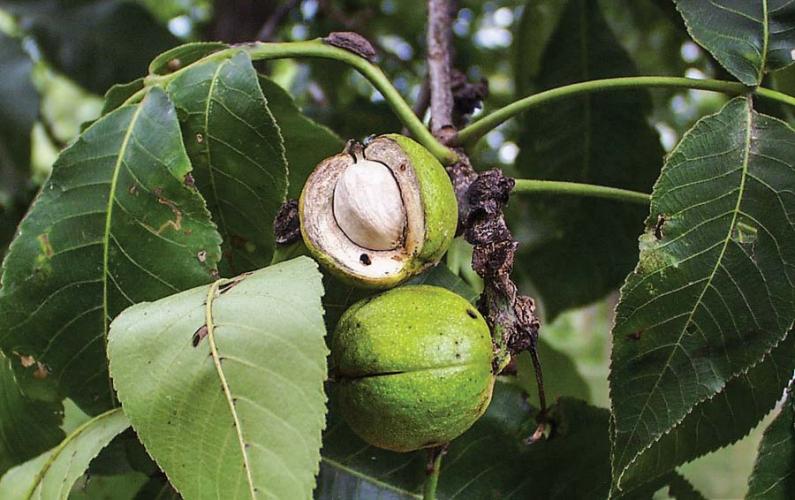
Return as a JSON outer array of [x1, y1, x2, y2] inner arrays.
[[299, 134, 458, 288], [332, 285, 495, 452]]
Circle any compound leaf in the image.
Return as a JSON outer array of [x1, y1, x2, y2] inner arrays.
[[108, 257, 327, 500], [0, 88, 222, 414], [610, 97, 795, 489]]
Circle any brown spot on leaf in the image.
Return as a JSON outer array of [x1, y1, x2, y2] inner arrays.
[[627, 330, 643, 341], [192, 325, 208, 347], [33, 362, 49, 380], [156, 197, 183, 234], [184, 173, 195, 189], [37, 234, 54, 259], [167, 58, 182, 72], [653, 215, 666, 240], [17, 353, 36, 368], [196, 133, 204, 144], [197, 250, 207, 263], [218, 273, 250, 295]]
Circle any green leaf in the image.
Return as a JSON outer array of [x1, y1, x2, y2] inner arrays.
[[0, 31, 38, 173], [4, 0, 179, 94], [0, 352, 64, 474], [616, 331, 795, 491], [667, 471, 707, 500], [166, 51, 288, 276], [513, 0, 663, 320], [318, 382, 614, 499], [610, 97, 795, 489], [69, 470, 149, 500], [134, 476, 181, 500], [514, 0, 568, 95], [0, 88, 222, 414], [674, 0, 795, 86], [108, 257, 328, 500], [0, 407, 130, 500], [101, 79, 146, 116], [257, 75, 344, 199], [772, 65, 795, 125], [747, 388, 795, 499], [149, 42, 229, 76], [406, 264, 480, 304]]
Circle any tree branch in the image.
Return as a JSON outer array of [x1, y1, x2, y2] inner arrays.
[[426, 0, 455, 142], [255, 0, 299, 41]]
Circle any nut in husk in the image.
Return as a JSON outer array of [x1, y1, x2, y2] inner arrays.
[[299, 134, 458, 288], [332, 285, 495, 452]]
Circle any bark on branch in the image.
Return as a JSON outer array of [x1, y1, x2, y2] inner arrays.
[[426, 0, 456, 143]]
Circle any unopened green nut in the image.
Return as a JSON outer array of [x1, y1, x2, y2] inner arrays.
[[332, 285, 495, 452], [299, 134, 458, 289]]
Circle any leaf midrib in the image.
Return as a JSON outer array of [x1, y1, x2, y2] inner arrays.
[[101, 102, 146, 408], [759, 0, 770, 84], [205, 278, 257, 499], [614, 100, 754, 485]]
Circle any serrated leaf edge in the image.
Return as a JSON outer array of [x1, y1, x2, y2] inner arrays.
[[165, 51, 288, 272], [22, 407, 128, 499], [673, 0, 771, 86], [610, 330, 793, 495], [111, 258, 329, 500], [609, 97, 795, 491]]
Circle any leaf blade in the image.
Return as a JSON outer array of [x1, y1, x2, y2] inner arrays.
[[0, 408, 129, 500], [747, 387, 795, 499], [514, 0, 663, 319], [108, 257, 328, 499], [610, 97, 795, 488], [0, 88, 222, 413], [167, 51, 288, 275], [256, 76, 344, 199], [0, 352, 64, 475], [617, 331, 795, 490], [674, 0, 795, 86]]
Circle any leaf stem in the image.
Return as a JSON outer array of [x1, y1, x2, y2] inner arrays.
[[513, 179, 651, 205], [456, 76, 795, 147], [145, 39, 459, 165], [423, 446, 445, 500]]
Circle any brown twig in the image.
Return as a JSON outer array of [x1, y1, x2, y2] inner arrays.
[[255, 0, 299, 41], [426, 0, 456, 143], [424, 0, 545, 415]]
